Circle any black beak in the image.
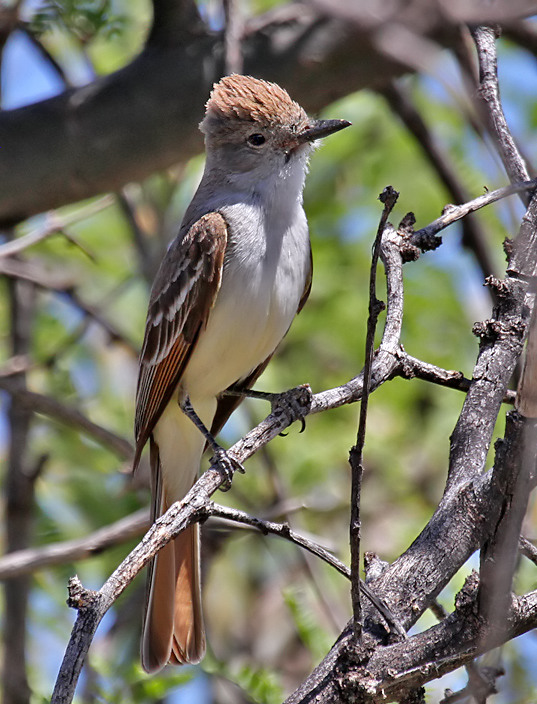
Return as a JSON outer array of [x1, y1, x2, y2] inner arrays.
[[298, 118, 351, 143]]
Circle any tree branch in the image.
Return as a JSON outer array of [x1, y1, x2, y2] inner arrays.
[[208, 502, 350, 579], [2, 259, 35, 704], [1, 2, 534, 225], [411, 178, 537, 249], [397, 351, 517, 403], [349, 187, 399, 641], [0, 257, 138, 354], [383, 81, 499, 281], [0, 196, 112, 259], [0, 376, 134, 460], [0, 509, 149, 579], [471, 25, 532, 204]]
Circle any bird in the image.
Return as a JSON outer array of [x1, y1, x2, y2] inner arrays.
[[133, 74, 350, 673]]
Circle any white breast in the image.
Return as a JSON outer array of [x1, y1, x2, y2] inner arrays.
[[182, 155, 311, 400]]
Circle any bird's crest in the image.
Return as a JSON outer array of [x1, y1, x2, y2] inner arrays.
[[201, 74, 307, 133]]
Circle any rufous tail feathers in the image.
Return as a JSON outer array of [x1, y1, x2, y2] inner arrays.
[[141, 442, 205, 673]]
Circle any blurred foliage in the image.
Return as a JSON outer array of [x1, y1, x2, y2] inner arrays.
[[1, 1, 537, 703], [31, 0, 128, 44]]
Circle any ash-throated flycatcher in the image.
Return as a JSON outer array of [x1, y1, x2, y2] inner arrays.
[[133, 74, 350, 673]]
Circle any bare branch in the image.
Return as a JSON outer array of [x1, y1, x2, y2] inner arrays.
[[350, 186, 399, 641], [383, 81, 499, 281], [473, 24, 537, 614], [398, 351, 517, 403], [3, 268, 35, 704], [444, 187, 537, 493], [412, 178, 537, 249], [335, 575, 536, 702], [479, 411, 536, 641], [0, 510, 149, 580], [0, 376, 134, 460], [0, 257, 138, 354], [207, 502, 405, 637], [471, 25, 532, 205], [207, 502, 350, 579], [516, 302, 537, 417], [519, 535, 537, 565], [312, 0, 537, 27], [0, 196, 113, 259]]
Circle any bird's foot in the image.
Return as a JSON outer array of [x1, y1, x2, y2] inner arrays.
[[211, 446, 245, 492], [224, 383, 313, 433], [267, 384, 313, 435]]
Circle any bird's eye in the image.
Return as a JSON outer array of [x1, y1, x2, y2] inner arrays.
[[247, 133, 266, 147]]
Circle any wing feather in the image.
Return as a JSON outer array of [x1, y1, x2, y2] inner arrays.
[[134, 212, 228, 467]]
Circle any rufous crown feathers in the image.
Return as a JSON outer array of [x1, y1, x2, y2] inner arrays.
[[200, 74, 308, 132]]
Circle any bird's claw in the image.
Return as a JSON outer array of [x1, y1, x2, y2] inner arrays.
[[211, 446, 245, 492], [272, 384, 312, 434]]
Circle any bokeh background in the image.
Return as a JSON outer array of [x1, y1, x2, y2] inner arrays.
[[1, 1, 537, 702]]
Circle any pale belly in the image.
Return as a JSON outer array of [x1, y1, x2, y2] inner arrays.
[[181, 208, 310, 398]]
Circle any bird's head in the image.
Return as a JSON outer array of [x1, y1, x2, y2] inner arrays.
[[199, 74, 350, 178]]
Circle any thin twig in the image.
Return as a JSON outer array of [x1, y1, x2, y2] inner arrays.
[[207, 502, 351, 579], [115, 190, 155, 285], [207, 502, 404, 636], [349, 186, 399, 643], [519, 536, 537, 565], [399, 351, 517, 403], [383, 81, 498, 281], [412, 178, 537, 249]]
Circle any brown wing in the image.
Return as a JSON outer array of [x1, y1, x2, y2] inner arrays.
[[134, 212, 228, 469], [298, 241, 313, 314], [211, 241, 313, 436]]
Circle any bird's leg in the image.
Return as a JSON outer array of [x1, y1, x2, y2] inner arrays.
[[224, 383, 313, 435], [179, 396, 245, 491]]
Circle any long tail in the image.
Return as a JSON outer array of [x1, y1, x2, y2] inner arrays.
[[141, 421, 207, 673]]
